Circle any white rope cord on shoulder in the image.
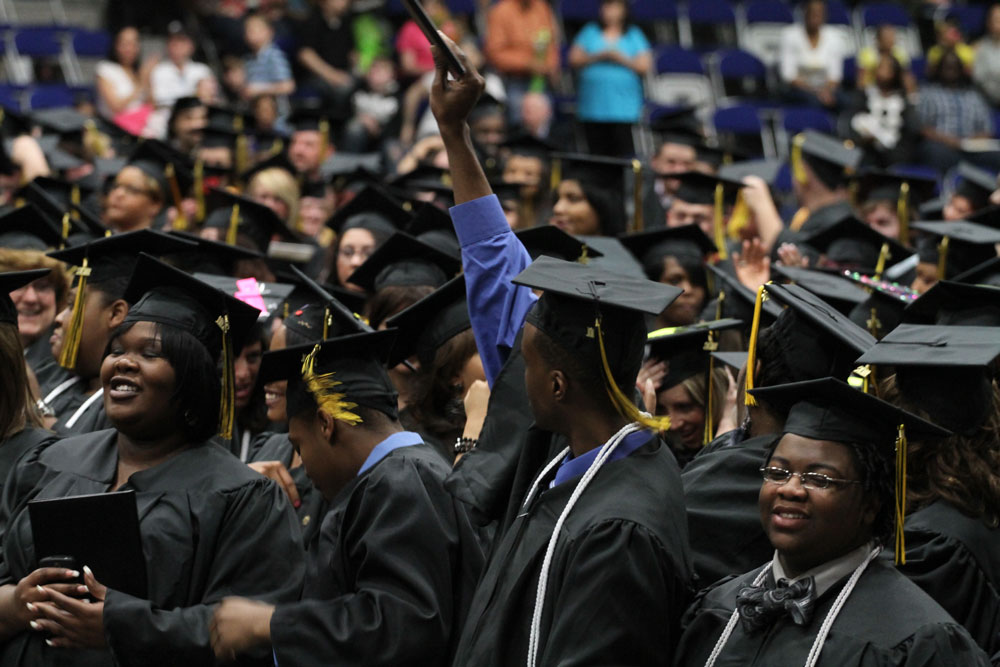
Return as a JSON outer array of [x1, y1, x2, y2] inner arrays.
[[43, 376, 83, 405], [521, 446, 572, 512], [525, 422, 642, 667], [64, 388, 103, 429], [702, 546, 882, 667]]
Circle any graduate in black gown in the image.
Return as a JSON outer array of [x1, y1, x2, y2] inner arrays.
[[675, 378, 989, 666], [0, 255, 304, 666], [210, 329, 485, 666]]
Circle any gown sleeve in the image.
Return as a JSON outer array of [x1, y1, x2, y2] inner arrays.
[[270, 458, 463, 666], [450, 194, 536, 388], [882, 622, 992, 667], [538, 519, 690, 667], [102, 479, 304, 667]]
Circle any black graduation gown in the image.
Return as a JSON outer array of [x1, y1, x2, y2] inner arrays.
[[247, 431, 328, 550], [270, 442, 486, 667], [52, 394, 112, 436], [675, 560, 990, 666], [451, 434, 694, 667], [896, 500, 1000, 656], [681, 433, 779, 588], [0, 427, 57, 501], [42, 375, 88, 425], [0, 429, 305, 667], [23, 332, 68, 395]]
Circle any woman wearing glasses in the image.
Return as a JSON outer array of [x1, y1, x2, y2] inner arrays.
[[675, 378, 989, 667]]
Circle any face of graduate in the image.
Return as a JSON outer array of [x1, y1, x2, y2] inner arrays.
[[521, 323, 558, 430], [550, 180, 601, 236], [247, 182, 291, 223], [911, 261, 939, 294], [234, 340, 263, 411], [470, 114, 505, 155], [943, 194, 974, 221], [9, 275, 58, 346], [652, 143, 696, 197], [264, 325, 287, 422], [656, 383, 704, 451], [862, 201, 899, 240], [455, 352, 486, 394], [172, 106, 207, 149], [105, 167, 163, 232], [336, 228, 377, 291], [52, 288, 127, 380], [667, 200, 714, 238], [658, 257, 705, 326], [299, 196, 331, 239], [102, 321, 181, 438], [502, 155, 544, 195], [288, 411, 354, 500], [288, 130, 325, 176], [759, 434, 878, 577]]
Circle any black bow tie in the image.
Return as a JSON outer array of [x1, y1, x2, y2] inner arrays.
[[735, 575, 816, 634]]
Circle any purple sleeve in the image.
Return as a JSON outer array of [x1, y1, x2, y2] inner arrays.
[[450, 195, 537, 388]]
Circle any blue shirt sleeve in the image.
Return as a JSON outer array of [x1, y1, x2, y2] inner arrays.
[[573, 23, 601, 53], [627, 26, 651, 56], [450, 195, 537, 388]]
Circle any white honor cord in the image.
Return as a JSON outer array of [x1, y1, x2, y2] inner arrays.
[[43, 376, 83, 406], [64, 388, 103, 429], [525, 422, 642, 667], [702, 546, 882, 667]]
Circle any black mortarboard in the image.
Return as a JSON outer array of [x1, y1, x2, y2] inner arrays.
[[404, 202, 459, 258], [238, 151, 296, 184], [322, 154, 382, 188], [15, 178, 106, 241], [553, 152, 635, 235], [953, 256, 1000, 287], [491, 179, 524, 207], [516, 225, 602, 263], [202, 188, 302, 253], [123, 253, 262, 438], [791, 130, 862, 189], [287, 106, 341, 133], [804, 216, 913, 272], [32, 107, 90, 140], [902, 280, 1000, 327], [647, 318, 744, 390], [910, 220, 1000, 279], [260, 329, 400, 421], [671, 171, 746, 207], [171, 96, 203, 114], [276, 266, 370, 326], [704, 263, 783, 326], [840, 270, 919, 339], [619, 224, 715, 281], [128, 140, 194, 206], [965, 204, 1000, 229], [0, 268, 51, 325], [771, 265, 869, 314], [649, 106, 705, 146], [0, 204, 65, 250], [711, 350, 748, 372], [954, 162, 996, 211], [200, 124, 238, 150], [325, 185, 410, 238], [191, 272, 295, 321], [38, 136, 86, 172], [206, 105, 246, 131], [166, 231, 262, 276], [857, 324, 1000, 369], [854, 168, 937, 207], [718, 159, 784, 186], [299, 178, 328, 200], [281, 264, 369, 340], [347, 231, 461, 293], [384, 275, 471, 367], [47, 229, 196, 285], [513, 257, 680, 430], [389, 164, 454, 196], [500, 133, 554, 159]]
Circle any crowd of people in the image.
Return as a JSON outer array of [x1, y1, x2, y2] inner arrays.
[[0, 0, 998, 665]]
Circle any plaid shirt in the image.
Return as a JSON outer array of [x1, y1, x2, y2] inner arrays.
[[245, 42, 291, 85], [917, 84, 993, 138]]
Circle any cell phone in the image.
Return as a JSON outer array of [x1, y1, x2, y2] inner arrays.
[[403, 0, 466, 78], [39, 555, 81, 583]]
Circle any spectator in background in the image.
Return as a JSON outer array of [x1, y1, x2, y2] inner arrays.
[[857, 24, 916, 96], [95, 26, 153, 123], [484, 0, 560, 124], [847, 54, 918, 167], [918, 48, 994, 167], [778, 0, 845, 109], [568, 0, 652, 157], [395, 0, 460, 83], [973, 4, 1000, 107], [342, 56, 402, 153], [296, 0, 356, 116], [927, 16, 974, 74], [234, 12, 295, 112], [148, 22, 216, 139]]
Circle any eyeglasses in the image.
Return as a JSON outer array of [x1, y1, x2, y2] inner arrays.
[[338, 246, 374, 260], [759, 466, 862, 491], [110, 182, 154, 197]]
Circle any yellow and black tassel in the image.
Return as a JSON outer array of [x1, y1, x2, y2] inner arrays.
[[791, 133, 808, 186], [744, 285, 767, 406], [216, 314, 236, 439], [631, 159, 644, 233], [300, 344, 362, 425], [713, 183, 728, 260], [226, 204, 241, 246], [165, 163, 188, 231], [594, 316, 671, 432], [894, 424, 908, 565], [703, 331, 719, 445], [57, 258, 91, 370], [897, 182, 910, 247]]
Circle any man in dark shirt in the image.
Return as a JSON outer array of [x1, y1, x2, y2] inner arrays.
[[296, 0, 356, 114]]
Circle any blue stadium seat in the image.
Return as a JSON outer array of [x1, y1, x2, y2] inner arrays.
[[445, 0, 477, 17], [14, 26, 64, 58], [891, 164, 943, 185], [740, 0, 793, 66], [856, 3, 922, 58], [824, 0, 851, 26], [714, 104, 762, 134], [712, 48, 769, 99], [686, 0, 738, 49], [27, 85, 75, 110], [745, 0, 793, 25], [0, 85, 23, 110], [648, 46, 714, 108], [654, 45, 704, 75], [842, 56, 856, 90], [911, 56, 927, 82], [559, 0, 601, 24], [70, 29, 110, 57], [632, 0, 678, 23], [781, 107, 834, 134], [947, 5, 987, 41]]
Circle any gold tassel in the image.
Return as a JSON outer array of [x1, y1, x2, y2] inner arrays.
[[57, 258, 91, 370], [216, 315, 236, 439], [165, 163, 188, 231], [744, 285, 767, 406], [194, 158, 205, 222], [235, 134, 250, 179], [578, 244, 589, 264], [283, 301, 290, 320], [867, 307, 882, 339], [937, 236, 950, 280], [713, 183, 728, 260], [703, 331, 719, 445], [595, 317, 671, 432], [874, 242, 890, 281], [61, 213, 71, 247], [322, 308, 332, 339], [791, 133, 808, 185], [226, 204, 240, 246], [271, 138, 284, 155], [894, 424, 908, 565], [715, 289, 725, 321], [848, 179, 858, 209], [70, 185, 80, 207], [897, 182, 910, 247], [727, 191, 749, 241], [319, 119, 330, 159], [300, 344, 363, 425], [550, 157, 561, 193], [83, 119, 109, 158], [631, 159, 643, 233]]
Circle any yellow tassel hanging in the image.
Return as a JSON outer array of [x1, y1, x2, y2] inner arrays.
[[283, 301, 290, 320], [60, 213, 71, 247], [715, 289, 725, 321], [937, 236, 950, 280], [874, 242, 890, 281], [744, 285, 767, 406], [727, 191, 750, 241], [791, 133, 808, 186], [194, 158, 206, 222], [322, 308, 332, 339], [595, 317, 671, 432], [897, 182, 910, 247], [300, 344, 363, 425], [271, 138, 284, 155], [703, 331, 719, 445], [867, 307, 882, 339], [788, 206, 810, 232], [894, 424, 908, 565], [713, 183, 728, 260], [319, 119, 330, 159], [57, 258, 91, 370], [235, 134, 250, 180], [226, 204, 241, 246], [216, 315, 236, 439], [165, 163, 188, 231], [550, 157, 562, 193], [578, 244, 589, 264], [631, 159, 644, 233], [70, 185, 80, 207]]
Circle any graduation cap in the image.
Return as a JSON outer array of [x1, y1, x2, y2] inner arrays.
[[953, 162, 996, 212], [278, 264, 370, 344], [347, 231, 461, 293], [287, 106, 341, 148], [952, 256, 1000, 287], [902, 280, 1000, 327], [513, 256, 682, 430], [840, 270, 919, 339], [38, 136, 86, 172], [200, 124, 238, 150], [127, 140, 195, 227], [389, 164, 454, 196], [384, 275, 471, 367], [649, 106, 705, 146], [490, 179, 525, 208], [619, 224, 715, 281], [166, 231, 263, 276], [237, 150, 296, 185], [0, 269, 52, 325], [718, 159, 784, 188], [276, 266, 369, 326], [770, 265, 869, 315], [321, 153, 383, 189], [404, 202, 459, 258], [856, 324, 1000, 434], [790, 130, 862, 190], [202, 188, 302, 253], [259, 329, 400, 422], [325, 185, 410, 238], [704, 263, 783, 327], [516, 225, 602, 263], [15, 177, 106, 242], [122, 253, 262, 439], [910, 220, 1000, 280], [0, 204, 65, 250], [804, 216, 913, 274], [31, 107, 90, 140], [170, 96, 203, 115], [711, 350, 748, 372], [191, 272, 295, 322], [499, 132, 554, 160], [852, 169, 938, 246], [552, 152, 637, 235], [669, 171, 747, 256]]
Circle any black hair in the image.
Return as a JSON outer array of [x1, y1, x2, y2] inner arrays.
[[580, 182, 626, 237], [285, 376, 397, 426], [108, 25, 141, 74], [90, 274, 131, 306], [598, 0, 631, 29], [531, 323, 636, 410], [238, 321, 270, 434], [365, 284, 435, 330], [930, 47, 970, 86], [875, 52, 905, 93], [107, 320, 221, 442]]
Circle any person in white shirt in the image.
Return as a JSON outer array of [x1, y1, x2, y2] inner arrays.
[[147, 22, 216, 138], [779, 0, 845, 109]]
